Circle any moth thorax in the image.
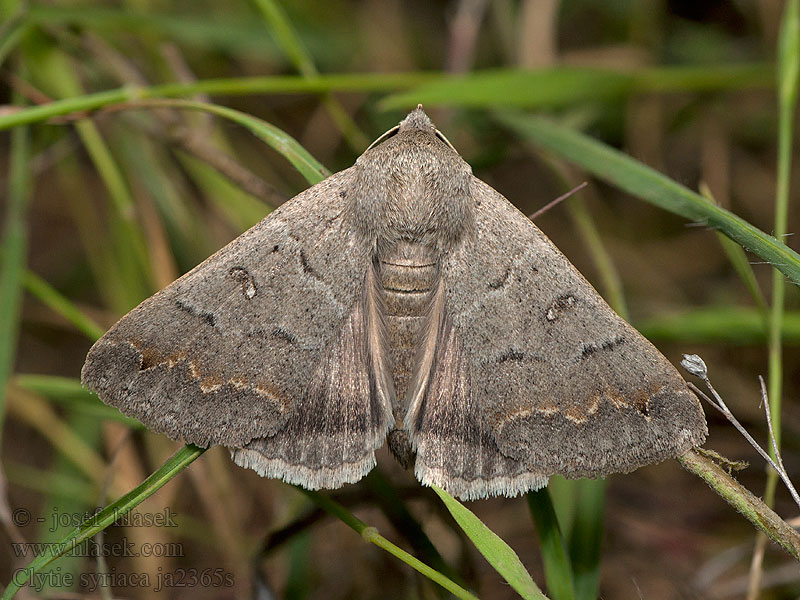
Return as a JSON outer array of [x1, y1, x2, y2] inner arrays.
[[350, 147, 474, 252], [377, 241, 438, 418]]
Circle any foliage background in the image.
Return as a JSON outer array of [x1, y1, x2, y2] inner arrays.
[[0, 0, 798, 598]]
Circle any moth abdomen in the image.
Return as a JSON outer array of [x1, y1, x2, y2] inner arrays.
[[380, 244, 437, 310], [378, 240, 438, 418]]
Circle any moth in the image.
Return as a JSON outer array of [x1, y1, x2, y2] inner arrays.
[[82, 107, 707, 500]]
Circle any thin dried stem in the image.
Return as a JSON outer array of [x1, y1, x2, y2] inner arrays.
[[760, 376, 785, 474], [529, 181, 588, 220], [683, 355, 800, 513], [678, 449, 800, 561]]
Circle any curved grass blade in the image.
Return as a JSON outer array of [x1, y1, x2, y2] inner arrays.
[[496, 111, 800, 286], [4, 461, 98, 505], [527, 490, 575, 600], [364, 470, 459, 585], [432, 485, 549, 600], [107, 99, 329, 185], [1, 444, 205, 599], [297, 488, 479, 600]]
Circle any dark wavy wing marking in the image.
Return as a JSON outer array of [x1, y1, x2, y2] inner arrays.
[[435, 177, 707, 481], [83, 169, 394, 487]]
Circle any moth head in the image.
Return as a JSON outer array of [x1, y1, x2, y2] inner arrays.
[[365, 105, 459, 155]]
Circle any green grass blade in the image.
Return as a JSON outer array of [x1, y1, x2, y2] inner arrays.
[[364, 470, 458, 585], [544, 477, 577, 541], [432, 486, 549, 600], [382, 69, 633, 110], [149, 72, 438, 97], [699, 185, 768, 315], [178, 153, 272, 232], [1, 444, 205, 599], [0, 65, 768, 131], [527, 490, 575, 600], [13, 374, 143, 427], [76, 118, 152, 305], [4, 461, 98, 505], [54, 148, 128, 312], [717, 233, 769, 315], [285, 534, 313, 600], [112, 129, 209, 267], [297, 488, 479, 600], [0, 114, 31, 448], [763, 0, 800, 532], [496, 111, 800, 286], [22, 269, 105, 341], [181, 99, 329, 184], [635, 307, 800, 344], [568, 481, 606, 600], [13, 374, 88, 398], [778, 0, 800, 111], [768, 0, 800, 466], [124, 99, 329, 185], [0, 73, 438, 132], [380, 65, 772, 110], [0, 87, 133, 129]]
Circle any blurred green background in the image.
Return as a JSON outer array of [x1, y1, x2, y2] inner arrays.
[[1, 0, 799, 598]]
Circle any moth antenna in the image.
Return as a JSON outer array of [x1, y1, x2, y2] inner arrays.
[[433, 128, 458, 152], [366, 125, 400, 151]]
